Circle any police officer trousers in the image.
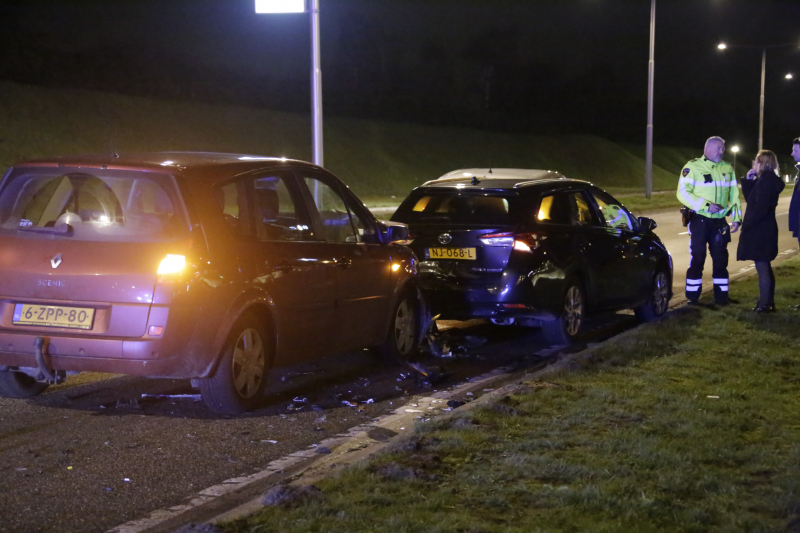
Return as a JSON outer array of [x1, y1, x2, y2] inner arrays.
[[685, 216, 731, 303]]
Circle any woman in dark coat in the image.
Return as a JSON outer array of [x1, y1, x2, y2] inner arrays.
[[737, 149, 785, 312]]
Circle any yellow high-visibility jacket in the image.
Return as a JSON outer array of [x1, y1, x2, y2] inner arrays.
[[676, 156, 742, 222]]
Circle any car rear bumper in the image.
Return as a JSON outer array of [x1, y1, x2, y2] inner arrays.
[[421, 277, 559, 321], [0, 326, 211, 379]]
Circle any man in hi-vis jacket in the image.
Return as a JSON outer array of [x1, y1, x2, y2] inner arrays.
[[677, 136, 742, 305]]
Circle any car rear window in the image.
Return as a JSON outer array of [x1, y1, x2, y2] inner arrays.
[[0, 167, 189, 242], [393, 192, 517, 225]]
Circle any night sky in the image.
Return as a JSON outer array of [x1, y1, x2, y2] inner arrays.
[[1, 0, 798, 152]]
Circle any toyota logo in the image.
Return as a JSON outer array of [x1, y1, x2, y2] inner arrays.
[[437, 233, 452, 245]]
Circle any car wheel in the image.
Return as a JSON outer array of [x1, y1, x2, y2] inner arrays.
[[0, 370, 49, 399], [200, 314, 269, 415], [634, 268, 671, 322], [378, 290, 420, 363], [542, 280, 584, 346]]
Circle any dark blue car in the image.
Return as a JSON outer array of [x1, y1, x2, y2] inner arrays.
[[391, 169, 673, 345]]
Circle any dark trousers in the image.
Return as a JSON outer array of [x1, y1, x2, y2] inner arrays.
[[754, 261, 775, 307], [685, 216, 731, 303]]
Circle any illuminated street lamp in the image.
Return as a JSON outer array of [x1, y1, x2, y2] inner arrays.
[[717, 41, 796, 152], [256, 0, 324, 166], [731, 145, 739, 173]]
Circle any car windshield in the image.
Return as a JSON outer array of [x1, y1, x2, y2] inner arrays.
[[0, 167, 189, 242], [393, 192, 516, 225]]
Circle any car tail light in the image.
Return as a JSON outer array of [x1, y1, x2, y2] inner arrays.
[[479, 232, 514, 247], [512, 233, 546, 253], [157, 254, 186, 282]]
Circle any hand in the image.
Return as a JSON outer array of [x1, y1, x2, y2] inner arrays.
[[708, 203, 724, 214], [746, 169, 757, 180], [731, 222, 740, 233]]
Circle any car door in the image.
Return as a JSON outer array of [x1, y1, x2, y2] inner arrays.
[[217, 170, 338, 365], [296, 169, 392, 352], [585, 188, 650, 305]]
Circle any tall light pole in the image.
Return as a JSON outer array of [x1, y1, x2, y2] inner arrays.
[[644, 0, 656, 199], [717, 41, 796, 152], [256, 0, 324, 166]]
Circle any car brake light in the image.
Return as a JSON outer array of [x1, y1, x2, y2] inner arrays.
[[512, 233, 546, 252], [157, 254, 186, 276], [479, 232, 514, 247]]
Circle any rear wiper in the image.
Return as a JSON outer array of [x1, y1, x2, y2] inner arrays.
[[18, 224, 74, 236]]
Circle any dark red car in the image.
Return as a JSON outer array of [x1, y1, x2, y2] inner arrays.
[[0, 153, 423, 413]]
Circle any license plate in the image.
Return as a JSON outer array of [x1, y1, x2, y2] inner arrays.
[[12, 304, 95, 330], [426, 247, 477, 260]]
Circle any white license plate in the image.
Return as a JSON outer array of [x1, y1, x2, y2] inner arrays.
[[13, 304, 95, 330], [426, 247, 477, 260]]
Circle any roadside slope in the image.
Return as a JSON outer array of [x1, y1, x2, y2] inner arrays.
[[1, 81, 686, 204]]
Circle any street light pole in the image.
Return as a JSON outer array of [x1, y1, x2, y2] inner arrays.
[[256, 0, 324, 166], [717, 41, 796, 154], [309, 0, 323, 166], [644, 0, 656, 199], [759, 48, 766, 152]]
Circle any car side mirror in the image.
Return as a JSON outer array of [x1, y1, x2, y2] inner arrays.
[[379, 222, 410, 243], [638, 216, 657, 232]]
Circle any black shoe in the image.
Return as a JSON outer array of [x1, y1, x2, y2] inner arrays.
[[753, 304, 776, 313]]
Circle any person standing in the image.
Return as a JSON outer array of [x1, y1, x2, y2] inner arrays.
[[787, 137, 800, 247], [737, 150, 785, 312], [677, 136, 742, 305]]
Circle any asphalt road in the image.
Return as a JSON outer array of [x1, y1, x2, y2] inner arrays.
[[1, 195, 795, 533]]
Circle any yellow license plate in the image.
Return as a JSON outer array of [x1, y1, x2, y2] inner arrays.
[[13, 304, 95, 330], [427, 247, 477, 260]]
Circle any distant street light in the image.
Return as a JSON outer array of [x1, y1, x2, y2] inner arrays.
[[717, 41, 797, 152], [256, 0, 324, 166], [731, 145, 739, 173], [644, 0, 656, 199]]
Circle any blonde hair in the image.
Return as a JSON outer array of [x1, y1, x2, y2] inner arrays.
[[755, 150, 779, 175]]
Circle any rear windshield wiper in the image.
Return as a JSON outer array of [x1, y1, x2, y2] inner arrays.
[[18, 224, 74, 236]]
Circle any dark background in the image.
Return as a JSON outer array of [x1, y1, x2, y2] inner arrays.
[[1, 0, 798, 151]]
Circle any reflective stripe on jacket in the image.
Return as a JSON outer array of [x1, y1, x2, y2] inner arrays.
[[676, 156, 742, 222]]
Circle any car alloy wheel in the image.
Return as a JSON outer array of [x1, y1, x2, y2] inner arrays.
[[652, 271, 670, 316], [231, 327, 266, 400], [393, 297, 417, 355], [563, 285, 583, 336]]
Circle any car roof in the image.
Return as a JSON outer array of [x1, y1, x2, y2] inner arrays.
[[420, 168, 590, 191], [11, 151, 319, 178]]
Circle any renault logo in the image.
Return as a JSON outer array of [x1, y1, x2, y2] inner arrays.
[[438, 233, 452, 245], [50, 254, 62, 269]]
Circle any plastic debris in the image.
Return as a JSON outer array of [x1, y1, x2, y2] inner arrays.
[[124, 478, 131, 482], [707, 395, 720, 399], [405, 409, 423, 413], [261, 439, 278, 444], [293, 396, 308, 403], [140, 394, 201, 400], [342, 400, 357, 407], [466, 392, 473, 396], [363, 398, 374, 404]]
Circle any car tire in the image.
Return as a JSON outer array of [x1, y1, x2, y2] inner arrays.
[[542, 280, 584, 346], [378, 290, 420, 363], [634, 268, 671, 322], [0, 370, 49, 399], [199, 314, 270, 415]]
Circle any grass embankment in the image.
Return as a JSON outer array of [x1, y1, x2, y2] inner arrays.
[[224, 257, 800, 533], [1, 81, 696, 208]]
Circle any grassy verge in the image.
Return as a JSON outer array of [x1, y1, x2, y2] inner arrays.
[[223, 257, 800, 533]]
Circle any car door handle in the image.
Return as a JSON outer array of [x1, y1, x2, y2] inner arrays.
[[335, 258, 352, 270], [274, 261, 294, 272]]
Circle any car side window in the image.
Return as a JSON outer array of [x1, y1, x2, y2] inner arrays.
[[251, 174, 313, 242], [214, 180, 251, 238], [589, 190, 638, 231], [566, 191, 597, 226], [301, 174, 375, 243], [535, 194, 570, 225]]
